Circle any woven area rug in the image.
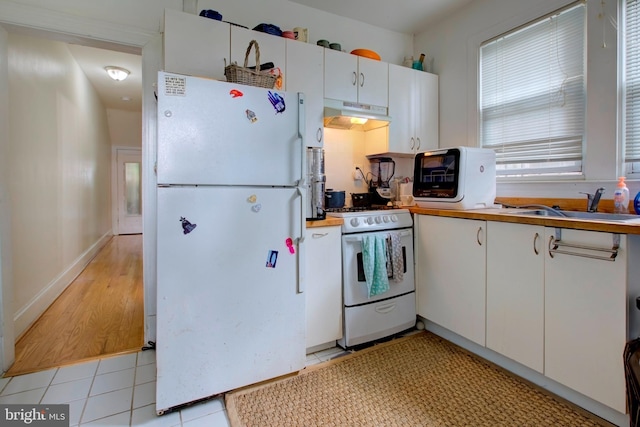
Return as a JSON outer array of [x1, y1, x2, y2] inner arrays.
[[225, 331, 610, 427]]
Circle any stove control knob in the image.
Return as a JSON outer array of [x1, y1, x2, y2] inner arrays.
[[383, 216, 390, 223], [375, 216, 382, 224], [391, 215, 399, 222], [350, 218, 360, 227], [366, 217, 374, 225]]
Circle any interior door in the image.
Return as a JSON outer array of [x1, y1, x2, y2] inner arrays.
[[116, 148, 142, 235]]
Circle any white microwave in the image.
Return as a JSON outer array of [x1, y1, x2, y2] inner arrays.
[[413, 147, 496, 210]]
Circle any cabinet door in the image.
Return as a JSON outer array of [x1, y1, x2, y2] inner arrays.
[[387, 64, 414, 155], [231, 26, 286, 90], [544, 228, 627, 413], [305, 226, 342, 349], [324, 48, 358, 103], [415, 72, 439, 152], [357, 57, 388, 107], [414, 215, 486, 346], [163, 9, 230, 80], [286, 40, 324, 147], [486, 222, 544, 372]]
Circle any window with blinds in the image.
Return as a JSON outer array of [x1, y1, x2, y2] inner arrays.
[[625, 0, 640, 173], [480, 2, 586, 177]]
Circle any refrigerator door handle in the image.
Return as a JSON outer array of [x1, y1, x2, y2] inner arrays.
[[296, 185, 306, 294]]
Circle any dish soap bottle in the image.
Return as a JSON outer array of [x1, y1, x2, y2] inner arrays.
[[613, 177, 630, 214]]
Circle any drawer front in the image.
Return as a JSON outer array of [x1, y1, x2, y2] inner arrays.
[[340, 292, 416, 347]]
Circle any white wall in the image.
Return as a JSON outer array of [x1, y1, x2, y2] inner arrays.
[[0, 24, 15, 372], [414, 0, 630, 199], [324, 129, 415, 206], [107, 109, 142, 148], [7, 32, 113, 337]]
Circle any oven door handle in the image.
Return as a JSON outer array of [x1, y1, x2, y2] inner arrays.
[[375, 302, 397, 314], [343, 230, 411, 243]]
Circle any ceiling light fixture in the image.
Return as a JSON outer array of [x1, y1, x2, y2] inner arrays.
[[105, 66, 130, 81]]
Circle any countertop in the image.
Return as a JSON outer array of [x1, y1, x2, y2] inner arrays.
[[409, 206, 640, 235], [306, 217, 343, 228]]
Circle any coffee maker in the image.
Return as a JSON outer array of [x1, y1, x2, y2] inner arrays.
[[306, 148, 326, 220], [368, 157, 395, 206]]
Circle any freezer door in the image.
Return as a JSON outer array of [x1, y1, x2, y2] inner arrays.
[[157, 72, 304, 186], [155, 186, 305, 413]]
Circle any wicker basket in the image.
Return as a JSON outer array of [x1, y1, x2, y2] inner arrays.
[[224, 40, 277, 89]]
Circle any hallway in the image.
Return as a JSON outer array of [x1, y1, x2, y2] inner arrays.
[[6, 234, 144, 377]]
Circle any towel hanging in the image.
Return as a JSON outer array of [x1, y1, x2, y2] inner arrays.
[[361, 235, 390, 297], [388, 232, 404, 282]]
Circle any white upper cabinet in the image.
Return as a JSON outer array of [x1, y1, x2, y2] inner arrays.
[[230, 26, 286, 90], [286, 40, 324, 147], [381, 64, 438, 155], [163, 9, 230, 80], [323, 49, 388, 107]]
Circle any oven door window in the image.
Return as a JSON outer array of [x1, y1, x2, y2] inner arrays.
[[356, 246, 407, 281]]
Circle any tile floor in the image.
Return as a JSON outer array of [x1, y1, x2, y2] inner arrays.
[[0, 345, 352, 426]]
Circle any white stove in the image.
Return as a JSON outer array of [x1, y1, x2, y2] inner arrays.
[[325, 208, 413, 234], [325, 207, 416, 348]]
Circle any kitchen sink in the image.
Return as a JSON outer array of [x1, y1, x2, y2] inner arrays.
[[507, 207, 640, 223]]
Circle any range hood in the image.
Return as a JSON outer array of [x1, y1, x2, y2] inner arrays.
[[323, 98, 391, 131]]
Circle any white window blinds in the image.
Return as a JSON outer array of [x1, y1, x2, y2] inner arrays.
[[480, 3, 586, 177], [625, 0, 640, 168]]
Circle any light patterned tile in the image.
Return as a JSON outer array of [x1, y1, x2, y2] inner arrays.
[[68, 398, 86, 427], [0, 387, 46, 404], [131, 404, 180, 427], [81, 410, 131, 426], [42, 377, 92, 404], [52, 360, 99, 384], [134, 363, 156, 385], [136, 350, 156, 367], [90, 368, 135, 396], [132, 381, 155, 409], [180, 397, 225, 422], [96, 353, 137, 375], [182, 410, 229, 427], [1, 369, 56, 395], [81, 387, 133, 424]]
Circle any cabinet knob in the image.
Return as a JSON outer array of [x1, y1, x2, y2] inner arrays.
[[533, 232, 540, 255], [476, 227, 483, 246], [352, 71, 357, 86], [416, 137, 421, 150], [316, 127, 322, 142], [410, 137, 415, 150], [360, 72, 365, 88]]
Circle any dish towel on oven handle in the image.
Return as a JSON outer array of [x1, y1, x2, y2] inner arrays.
[[361, 235, 390, 297], [388, 232, 404, 282]]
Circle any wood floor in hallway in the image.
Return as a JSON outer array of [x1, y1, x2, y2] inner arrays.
[[5, 234, 144, 377]]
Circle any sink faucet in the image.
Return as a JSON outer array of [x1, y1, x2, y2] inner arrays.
[[581, 187, 605, 212]]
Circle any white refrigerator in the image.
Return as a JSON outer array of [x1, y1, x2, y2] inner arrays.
[[155, 72, 306, 414]]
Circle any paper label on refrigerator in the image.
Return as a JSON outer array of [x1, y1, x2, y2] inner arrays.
[[164, 75, 186, 96], [266, 250, 278, 268]]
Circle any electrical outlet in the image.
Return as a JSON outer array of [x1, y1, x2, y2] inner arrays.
[[353, 164, 363, 180]]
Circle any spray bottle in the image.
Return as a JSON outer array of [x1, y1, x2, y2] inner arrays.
[[613, 177, 630, 214]]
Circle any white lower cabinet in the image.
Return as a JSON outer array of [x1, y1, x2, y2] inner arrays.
[[417, 215, 634, 417], [305, 226, 342, 350], [486, 222, 544, 373], [415, 215, 486, 346], [544, 227, 627, 413]]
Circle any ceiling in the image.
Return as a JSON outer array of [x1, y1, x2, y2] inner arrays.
[[67, 44, 142, 112], [66, 0, 475, 112], [288, 0, 475, 35]]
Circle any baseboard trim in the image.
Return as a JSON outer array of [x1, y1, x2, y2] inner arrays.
[[14, 232, 113, 339]]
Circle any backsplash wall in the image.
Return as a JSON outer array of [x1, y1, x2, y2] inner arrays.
[[323, 128, 414, 207]]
